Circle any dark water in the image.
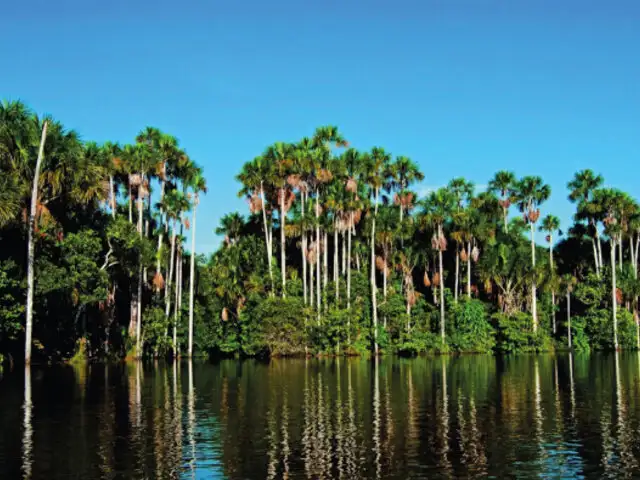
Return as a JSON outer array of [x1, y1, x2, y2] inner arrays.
[[1, 354, 640, 479]]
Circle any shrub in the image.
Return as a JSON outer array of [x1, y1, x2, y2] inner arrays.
[[447, 299, 495, 353], [493, 312, 553, 353]]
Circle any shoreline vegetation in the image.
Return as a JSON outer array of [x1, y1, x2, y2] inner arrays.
[[2, 102, 640, 364]]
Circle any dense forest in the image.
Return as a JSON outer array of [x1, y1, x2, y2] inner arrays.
[[1, 102, 639, 363]]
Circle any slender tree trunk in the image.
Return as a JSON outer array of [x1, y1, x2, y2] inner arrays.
[[596, 229, 604, 270], [188, 195, 199, 358], [438, 225, 445, 343], [323, 230, 328, 291], [24, 121, 48, 365], [634, 233, 639, 276], [302, 231, 307, 305], [135, 173, 145, 357], [280, 191, 287, 297], [371, 200, 379, 355], [383, 252, 387, 329], [173, 250, 180, 356], [466, 240, 472, 298], [262, 184, 274, 292], [619, 237, 623, 270], [530, 222, 538, 332], [315, 192, 320, 319], [128, 182, 133, 223], [310, 256, 315, 309], [109, 175, 116, 219], [503, 206, 509, 233], [177, 250, 184, 357], [334, 224, 339, 303], [342, 229, 346, 276], [165, 227, 176, 318], [592, 237, 600, 277], [550, 236, 556, 334], [454, 249, 459, 304], [301, 191, 306, 304], [567, 291, 572, 349], [347, 213, 352, 345], [156, 179, 166, 275], [612, 239, 618, 350], [406, 295, 411, 332]]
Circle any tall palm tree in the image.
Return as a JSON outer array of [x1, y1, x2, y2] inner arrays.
[[388, 156, 424, 238], [562, 274, 577, 348], [365, 147, 391, 354], [237, 155, 274, 292], [422, 188, 454, 343], [448, 177, 474, 303], [25, 120, 48, 364], [187, 167, 207, 357], [568, 169, 604, 276], [540, 214, 561, 334], [515, 176, 551, 332], [489, 170, 516, 233]]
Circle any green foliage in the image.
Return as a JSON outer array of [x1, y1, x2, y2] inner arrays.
[[0, 260, 24, 344], [447, 299, 495, 353], [246, 297, 308, 356], [493, 312, 553, 353]]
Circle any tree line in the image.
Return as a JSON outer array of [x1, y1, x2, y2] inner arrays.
[[1, 105, 639, 362]]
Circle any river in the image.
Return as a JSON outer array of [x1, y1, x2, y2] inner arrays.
[[1, 354, 640, 478]]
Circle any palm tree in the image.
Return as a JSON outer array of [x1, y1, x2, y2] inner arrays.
[[187, 167, 207, 357], [365, 147, 391, 354], [421, 187, 454, 343], [540, 214, 561, 333], [388, 156, 424, 238], [25, 120, 48, 364], [568, 169, 604, 276], [448, 177, 474, 303], [216, 212, 245, 245], [489, 170, 516, 233], [515, 176, 551, 332], [237, 155, 274, 292]]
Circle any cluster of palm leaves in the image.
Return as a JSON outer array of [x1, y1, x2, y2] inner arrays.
[[0, 101, 206, 362]]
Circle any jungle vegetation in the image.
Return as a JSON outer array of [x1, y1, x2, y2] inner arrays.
[[1, 101, 639, 362]]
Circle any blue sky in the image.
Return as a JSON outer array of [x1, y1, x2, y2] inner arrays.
[[2, 0, 639, 253]]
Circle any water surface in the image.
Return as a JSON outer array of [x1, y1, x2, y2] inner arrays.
[[2, 354, 640, 479]]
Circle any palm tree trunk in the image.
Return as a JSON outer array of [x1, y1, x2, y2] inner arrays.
[[592, 237, 600, 277], [128, 182, 133, 223], [315, 192, 320, 319], [383, 252, 387, 329], [109, 175, 116, 219], [619, 237, 623, 270], [187, 195, 199, 358], [323, 230, 328, 291], [280, 190, 287, 297], [550, 237, 556, 334], [530, 222, 538, 332], [371, 188, 379, 355], [310, 255, 315, 309], [135, 173, 145, 357], [342, 229, 346, 276], [177, 249, 184, 357], [347, 213, 352, 344], [438, 225, 445, 343], [612, 239, 618, 350], [262, 183, 274, 292], [596, 229, 604, 270], [24, 121, 48, 365], [567, 291, 572, 349], [503, 206, 509, 233], [466, 240, 472, 298], [156, 180, 166, 275], [334, 223, 339, 302], [454, 249, 459, 304], [302, 231, 307, 305], [406, 295, 411, 332], [173, 249, 180, 356], [165, 227, 176, 318]]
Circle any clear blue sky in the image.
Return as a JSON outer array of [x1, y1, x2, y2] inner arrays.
[[2, 0, 639, 253]]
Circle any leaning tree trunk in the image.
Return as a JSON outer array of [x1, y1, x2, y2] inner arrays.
[[371, 189, 379, 355], [612, 239, 618, 350], [567, 291, 572, 349], [24, 121, 48, 365], [530, 222, 538, 332], [187, 194, 199, 358], [592, 236, 600, 278], [165, 225, 177, 318], [596, 229, 604, 273], [280, 190, 287, 297], [438, 225, 445, 343]]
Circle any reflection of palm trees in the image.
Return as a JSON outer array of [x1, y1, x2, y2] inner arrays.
[[373, 357, 381, 479], [187, 361, 196, 477], [614, 352, 637, 472], [22, 367, 33, 479], [438, 357, 451, 473]]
